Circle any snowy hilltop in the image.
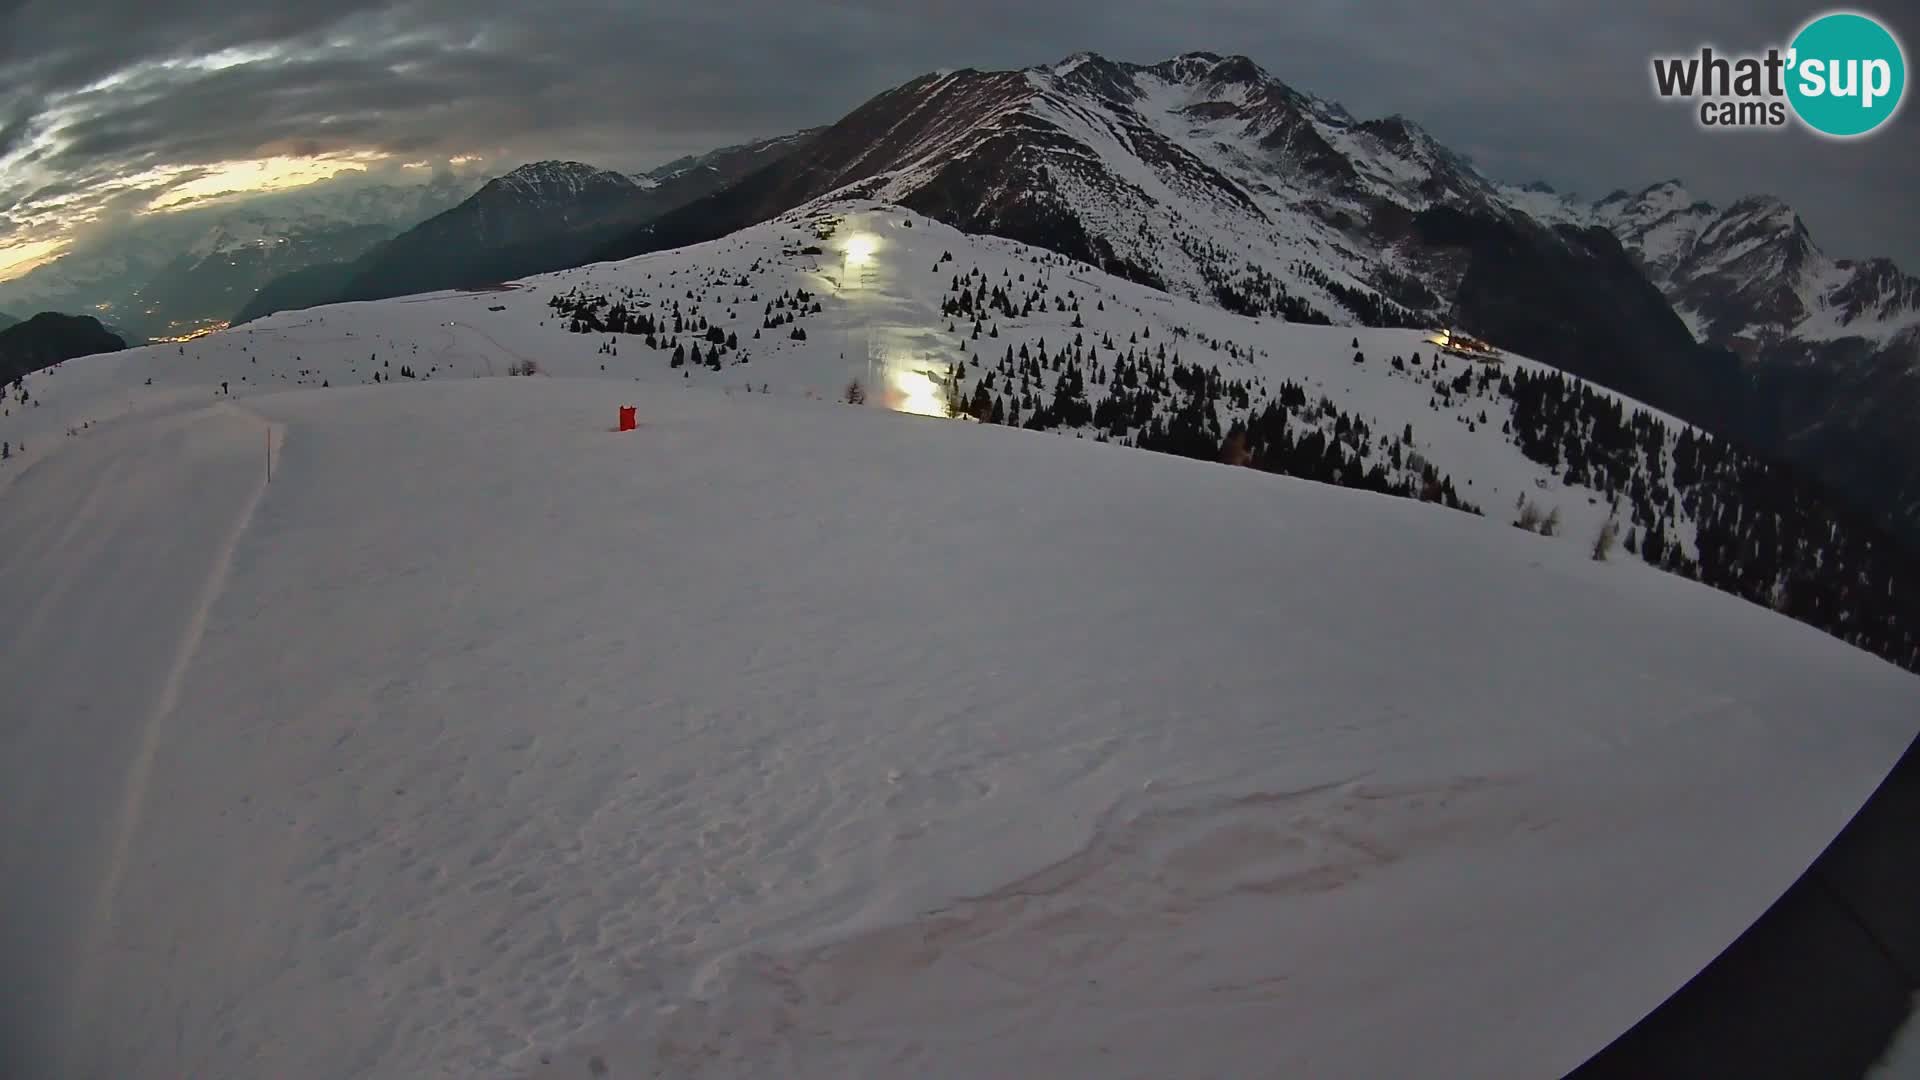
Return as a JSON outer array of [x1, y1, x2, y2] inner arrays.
[[15, 199, 1916, 670]]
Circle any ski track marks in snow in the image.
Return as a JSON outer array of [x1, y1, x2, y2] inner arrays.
[[69, 402, 284, 1073], [0, 402, 278, 1080]]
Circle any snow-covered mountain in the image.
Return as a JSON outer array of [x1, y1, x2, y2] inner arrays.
[[0, 174, 481, 342], [489, 160, 644, 206], [2, 198, 1915, 1079], [611, 51, 1563, 328], [1575, 180, 1920, 353], [601, 53, 1920, 549], [341, 161, 652, 282], [606, 54, 1736, 459]]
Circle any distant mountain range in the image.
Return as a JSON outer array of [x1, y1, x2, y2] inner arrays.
[[1513, 179, 1920, 545], [0, 312, 126, 387], [1524, 180, 1920, 353], [232, 131, 818, 325], [0, 175, 482, 342], [0, 311, 18, 331]]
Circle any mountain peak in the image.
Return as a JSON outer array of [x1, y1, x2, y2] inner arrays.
[[1594, 178, 1708, 225], [1050, 50, 1106, 75], [1714, 194, 1813, 256], [487, 161, 638, 204], [1724, 193, 1792, 217], [1146, 50, 1269, 89], [1361, 113, 1434, 144], [501, 160, 625, 183], [1203, 54, 1266, 84]]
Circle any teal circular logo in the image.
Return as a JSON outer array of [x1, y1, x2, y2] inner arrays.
[[1787, 11, 1907, 137]]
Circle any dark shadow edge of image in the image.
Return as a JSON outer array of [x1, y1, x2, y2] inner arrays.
[[1568, 729, 1920, 1080]]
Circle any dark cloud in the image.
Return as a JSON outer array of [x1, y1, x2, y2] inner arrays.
[[0, 0, 1915, 267], [0, 112, 31, 160]]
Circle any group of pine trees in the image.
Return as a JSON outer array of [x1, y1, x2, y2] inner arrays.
[[1209, 262, 1331, 324], [1505, 368, 1919, 671], [1289, 260, 1425, 327], [928, 261, 1482, 518], [546, 282, 823, 372]]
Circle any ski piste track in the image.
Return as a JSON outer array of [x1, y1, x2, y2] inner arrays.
[[0, 401, 281, 1079]]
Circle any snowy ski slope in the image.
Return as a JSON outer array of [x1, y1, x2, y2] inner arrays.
[[1, 202, 1915, 1079]]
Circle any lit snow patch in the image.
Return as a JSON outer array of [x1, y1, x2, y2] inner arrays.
[[842, 231, 880, 267], [888, 366, 948, 417]]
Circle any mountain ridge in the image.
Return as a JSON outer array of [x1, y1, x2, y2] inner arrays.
[[233, 131, 821, 324], [0, 311, 126, 388], [1521, 178, 1920, 352]]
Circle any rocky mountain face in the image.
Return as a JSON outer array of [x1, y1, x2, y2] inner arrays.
[[1580, 181, 1920, 353], [613, 55, 1706, 349], [318, 161, 656, 304], [609, 52, 1537, 323], [235, 131, 820, 323], [0, 312, 126, 387], [0, 175, 480, 342]]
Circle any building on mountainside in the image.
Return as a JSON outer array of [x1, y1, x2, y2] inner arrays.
[[1428, 327, 1502, 363]]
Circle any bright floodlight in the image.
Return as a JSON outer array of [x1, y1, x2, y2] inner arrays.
[[843, 232, 880, 266], [891, 368, 946, 417]]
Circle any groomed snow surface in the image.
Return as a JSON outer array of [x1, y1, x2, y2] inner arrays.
[[2, 376, 1914, 1080], [1, 203, 1916, 1078]]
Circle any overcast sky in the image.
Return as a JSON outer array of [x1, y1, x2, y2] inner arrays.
[[1, 0, 1915, 278]]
